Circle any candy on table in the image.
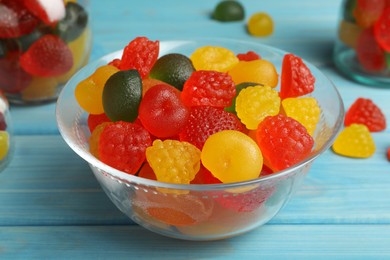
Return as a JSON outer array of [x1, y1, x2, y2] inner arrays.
[[247, 12, 274, 37], [281, 97, 321, 136], [146, 139, 201, 185], [344, 97, 386, 132], [332, 123, 376, 158], [228, 59, 278, 87], [190, 46, 239, 72], [235, 85, 280, 130], [201, 130, 263, 183], [256, 114, 314, 171], [179, 106, 245, 150], [138, 84, 189, 138], [212, 0, 245, 22], [98, 121, 152, 174]]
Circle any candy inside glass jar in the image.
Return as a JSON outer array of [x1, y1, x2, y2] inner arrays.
[[333, 0, 390, 86], [0, 0, 92, 104], [0, 92, 13, 172]]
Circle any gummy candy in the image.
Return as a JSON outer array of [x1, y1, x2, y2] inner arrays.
[[119, 37, 159, 79], [374, 7, 390, 52], [212, 0, 245, 22], [235, 85, 280, 130], [344, 98, 386, 132], [190, 46, 239, 72], [87, 113, 111, 133], [0, 56, 32, 93], [281, 97, 321, 136], [137, 162, 157, 181], [24, 0, 65, 25], [353, 0, 385, 28], [20, 35, 73, 77], [75, 65, 119, 114], [201, 130, 263, 183], [141, 78, 167, 96], [98, 121, 151, 174], [228, 59, 278, 87], [146, 139, 201, 185], [356, 27, 386, 72], [338, 20, 362, 49], [179, 106, 244, 149], [56, 2, 88, 42], [190, 165, 221, 184], [21, 76, 57, 101], [236, 51, 261, 61], [181, 70, 236, 108], [247, 12, 274, 37], [89, 122, 110, 159], [149, 53, 195, 91], [224, 82, 258, 115], [138, 84, 189, 138], [0, 130, 9, 160], [280, 53, 315, 99], [332, 124, 375, 158], [103, 70, 142, 122], [256, 114, 314, 171]]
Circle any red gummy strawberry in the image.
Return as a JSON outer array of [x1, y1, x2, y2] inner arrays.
[[345, 98, 386, 132], [99, 121, 152, 174], [179, 106, 244, 149], [87, 113, 111, 133], [215, 186, 275, 212], [374, 8, 390, 52], [181, 70, 236, 108], [119, 37, 159, 79], [256, 114, 314, 171], [357, 27, 386, 72], [0, 0, 39, 38], [24, 0, 65, 25], [20, 34, 73, 77], [237, 51, 261, 61], [280, 53, 315, 99]]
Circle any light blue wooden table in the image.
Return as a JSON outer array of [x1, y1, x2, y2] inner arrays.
[[1, 0, 390, 258]]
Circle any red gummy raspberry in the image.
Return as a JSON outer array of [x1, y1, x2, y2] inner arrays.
[[237, 51, 261, 61], [98, 121, 152, 175], [345, 98, 386, 132], [179, 106, 244, 149], [119, 37, 159, 79], [215, 186, 275, 213], [280, 53, 315, 99], [256, 114, 314, 171], [374, 8, 390, 52], [108, 58, 121, 69], [0, 55, 32, 93], [87, 113, 111, 133], [24, 0, 65, 25], [20, 34, 73, 77], [0, 0, 39, 38], [356, 27, 386, 72], [181, 70, 236, 108]]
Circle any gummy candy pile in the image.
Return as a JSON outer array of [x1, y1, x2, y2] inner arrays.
[[0, 0, 89, 102], [0, 93, 10, 168], [338, 0, 390, 72], [75, 36, 321, 186]]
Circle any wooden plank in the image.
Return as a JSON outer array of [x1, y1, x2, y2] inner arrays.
[[1, 225, 390, 259]]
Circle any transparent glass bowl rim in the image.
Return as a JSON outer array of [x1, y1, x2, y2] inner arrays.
[[56, 37, 345, 192]]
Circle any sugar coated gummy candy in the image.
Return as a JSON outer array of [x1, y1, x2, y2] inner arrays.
[[190, 46, 239, 72], [332, 124, 376, 158], [201, 130, 263, 183]]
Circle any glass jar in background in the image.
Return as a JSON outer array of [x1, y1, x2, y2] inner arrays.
[[333, 0, 390, 86], [0, 92, 13, 172], [0, 0, 92, 104]]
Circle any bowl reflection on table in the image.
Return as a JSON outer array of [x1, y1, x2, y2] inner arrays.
[[56, 38, 344, 240]]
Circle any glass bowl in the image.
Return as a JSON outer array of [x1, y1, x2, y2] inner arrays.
[[0, 92, 13, 172], [56, 38, 344, 241], [0, 0, 92, 104]]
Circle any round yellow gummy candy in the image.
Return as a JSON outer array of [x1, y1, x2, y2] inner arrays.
[[0, 131, 9, 160], [228, 59, 278, 87], [332, 124, 376, 158], [201, 130, 263, 183], [190, 46, 239, 72]]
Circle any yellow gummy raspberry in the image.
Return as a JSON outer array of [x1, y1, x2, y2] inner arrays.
[[281, 97, 321, 136], [190, 46, 239, 72], [146, 139, 201, 185], [201, 130, 263, 183], [75, 65, 119, 114], [89, 122, 110, 159], [0, 131, 9, 160], [228, 59, 278, 87], [236, 85, 280, 130], [332, 124, 375, 158]]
